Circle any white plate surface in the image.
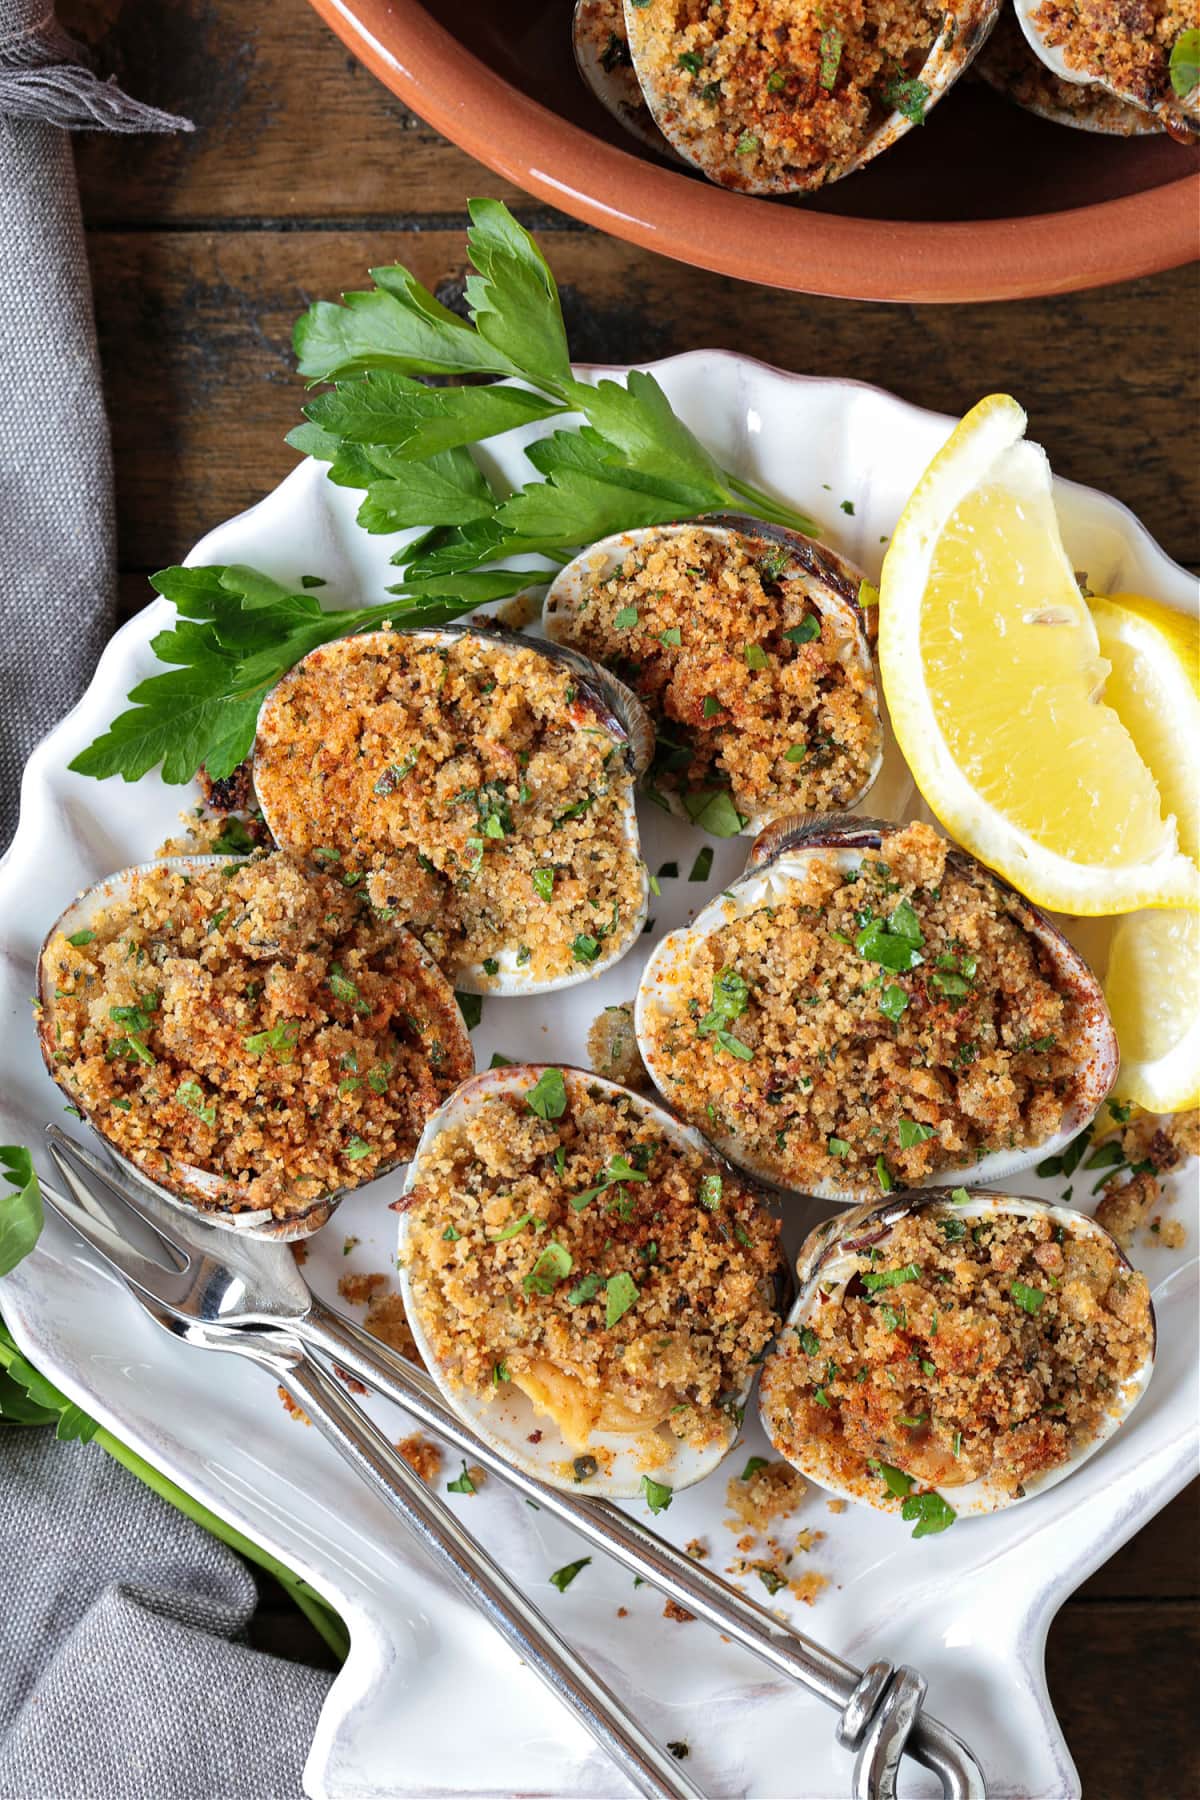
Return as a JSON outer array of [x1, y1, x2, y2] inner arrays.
[[1, 354, 1196, 1799]]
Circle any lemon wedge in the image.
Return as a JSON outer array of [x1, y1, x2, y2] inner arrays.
[[1104, 907, 1200, 1112], [879, 394, 1200, 915], [1088, 594, 1200, 864]]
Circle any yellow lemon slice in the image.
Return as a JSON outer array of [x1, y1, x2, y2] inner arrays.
[[1088, 594, 1200, 865], [1104, 907, 1200, 1112], [879, 394, 1199, 915]]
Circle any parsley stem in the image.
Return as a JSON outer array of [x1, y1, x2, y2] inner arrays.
[[723, 474, 821, 539]]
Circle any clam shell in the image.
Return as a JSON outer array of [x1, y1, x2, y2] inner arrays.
[[759, 1187, 1157, 1518], [572, 0, 685, 159], [972, 11, 1162, 134], [623, 0, 1002, 193], [253, 626, 654, 996], [543, 518, 883, 836], [395, 1063, 779, 1496], [1010, 0, 1198, 136], [36, 854, 473, 1241], [635, 814, 1118, 1201]]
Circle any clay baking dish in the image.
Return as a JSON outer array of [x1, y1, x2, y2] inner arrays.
[[307, 0, 1198, 304]]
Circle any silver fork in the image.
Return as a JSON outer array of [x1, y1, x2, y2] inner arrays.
[[44, 1124, 985, 1800], [38, 1154, 703, 1800]]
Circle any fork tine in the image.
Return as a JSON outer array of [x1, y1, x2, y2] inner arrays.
[[43, 1142, 196, 1310], [44, 1125, 190, 1269]]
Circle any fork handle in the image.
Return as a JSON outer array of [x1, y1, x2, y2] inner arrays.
[[256, 1335, 705, 1800], [302, 1299, 986, 1800]]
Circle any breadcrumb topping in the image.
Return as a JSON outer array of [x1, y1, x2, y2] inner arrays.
[[642, 823, 1102, 1192], [402, 1072, 782, 1451], [41, 853, 471, 1219]]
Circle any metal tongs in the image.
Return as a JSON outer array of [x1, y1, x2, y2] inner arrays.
[[41, 1124, 985, 1800]]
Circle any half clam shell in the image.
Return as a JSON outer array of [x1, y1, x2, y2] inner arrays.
[[395, 1063, 784, 1496], [253, 626, 654, 995], [543, 518, 883, 837], [572, 0, 685, 158], [36, 854, 474, 1240], [622, 0, 1002, 193], [1011, 0, 1198, 136], [759, 1187, 1156, 1519], [635, 814, 1118, 1200]]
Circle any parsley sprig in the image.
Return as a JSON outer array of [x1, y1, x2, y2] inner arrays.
[[72, 201, 819, 788]]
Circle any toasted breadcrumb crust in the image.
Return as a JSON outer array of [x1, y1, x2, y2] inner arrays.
[[396, 1434, 443, 1482], [642, 822, 1100, 1190], [41, 853, 470, 1219], [725, 1458, 809, 1527], [762, 1205, 1153, 1498], [253, 632, 645, 985], [626, 0, 949, 191], [1030, 0, 1195, 121], [402, 1073, 782, 1450], [974, 6, 1158, 130], [556, 526, 879, 825]]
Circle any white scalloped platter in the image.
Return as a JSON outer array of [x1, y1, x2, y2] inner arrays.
[[1, 356, 1196, 1800]]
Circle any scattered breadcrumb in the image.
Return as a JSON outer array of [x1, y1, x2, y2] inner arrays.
[[685, 1538, 709, 1560], [587, 1002, 650, 1090], [617, 1606, 629, 1618], [790, 1571, 829, 1606], [725, 1458, 808, 1529], [338, 1270, 390, 1307], [663, 1599, 696, 1623], [1094, 1107, 1198, 1249], [333, 1365, 368, 1396], [826, 1498, 848, 1513], [363, 1292, 421, 1363], [396, 1434, 443, 1483], [277, 1386, 311, 1427]]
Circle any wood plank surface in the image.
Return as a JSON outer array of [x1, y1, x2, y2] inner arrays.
[[62, 0, 1200, 1791]]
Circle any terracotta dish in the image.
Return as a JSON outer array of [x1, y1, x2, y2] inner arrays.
[[307, 0, 1198, 302]]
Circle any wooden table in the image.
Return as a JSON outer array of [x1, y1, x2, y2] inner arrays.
[[65, 2, 1199, 1792]]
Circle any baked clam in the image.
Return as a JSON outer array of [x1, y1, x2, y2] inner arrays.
[[543, 517, 883, 836], [1011, 0, 1199, 136], [573, 0, 684, 156], [635, 815, 1118, 1200], [758, 1188, 1156, 1522], [253, 625, 654, 995], [974, 7, 1161, 133], [395, 1063, 785, 1496], [619, 0, 1001, 192], [36, 852, 473, 1239]]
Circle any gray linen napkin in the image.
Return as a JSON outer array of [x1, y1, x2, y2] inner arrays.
[[1, 13, 338, 1797], [0, 0, 190, 851], [0, 1429, 333, 1800]]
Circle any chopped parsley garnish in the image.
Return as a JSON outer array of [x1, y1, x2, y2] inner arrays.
[[783, 616, 821, 646], [900, 1491, 956, 1538], [735, 131, 760, 155], [1010, 1279, 1046, 1315], [572, 933, 601, 964], [329, 966, 370, 1015], [879, 70, 931, 124], [605, 1271, 639, 1328], [1169, 29, 1200, 98], [549, 1557, 591, 1592], [242, 1019, 300, 1062], [744, 643, 769, 671], [827, 1136, 851, 1159], [344, 1137, 373, 1161], [689, 846, 714, 883], [855, 901, 924, 973], [740, 1456, 768, 1480], [658, 625, 682, 647], [798, 1326, 820, 1356], [818, 26, 843, 88], [857, 579, 880, 609], [868, 1459, 914, 1497], [950, 1186, 971, 1204], [525, 1067, 567, 1120], [698, 1172, 723, 1210], [531, 867, 555, 902], [66, 929, 96, 947], [442, 1224, 461, 1241], [614, 604, 638, 629], [861, 1262, 920, 1292], [702, 694, 723, 716], [875, 1155, 894, 1193], [488, 1213, 535, 1241], [756, 1566, 786, 1596], [447, 1462, 476, 1495], [639, 1475, 673, 1514], [523, 1241, 573, 1295], [879, 983, 909, 1023], [456, 990, 483, 1030], [898, 1118, 935, 1149], [567, 1271, 605, 1305], [682, 787, 746, 837], [176, 1081, 215, 1127], [783, 743, 808, 763], [937, 1216, 966, 1243]]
